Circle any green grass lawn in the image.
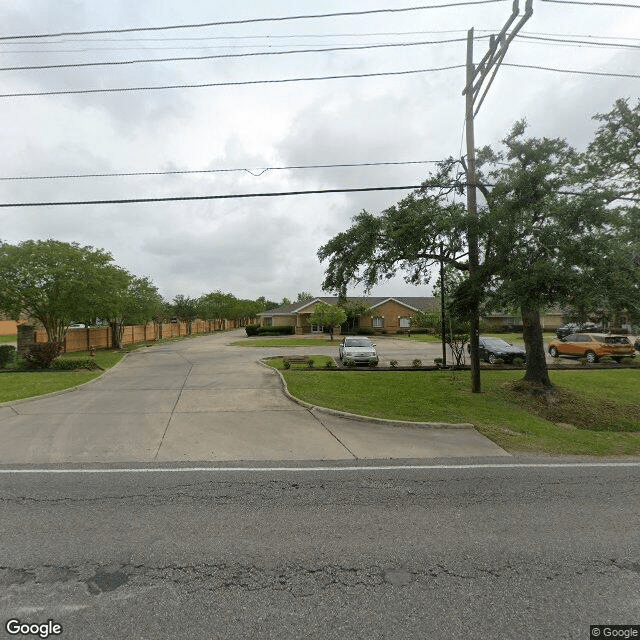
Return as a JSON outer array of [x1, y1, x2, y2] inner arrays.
[[279, 368, 640, 456], [0, 334, 17, 344], [0, 348, 130, 403]]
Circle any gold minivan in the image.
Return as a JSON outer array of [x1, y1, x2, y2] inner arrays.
[[548, 333, 635, 363]]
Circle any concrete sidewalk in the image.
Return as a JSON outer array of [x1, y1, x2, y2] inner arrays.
[[0, 331, 508, 463]]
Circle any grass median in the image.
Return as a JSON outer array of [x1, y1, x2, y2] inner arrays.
[[277, 367, 640, 456], [0, 349, 127, 404]]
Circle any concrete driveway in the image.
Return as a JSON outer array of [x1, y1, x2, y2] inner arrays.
[[0, 330, 508, 463]]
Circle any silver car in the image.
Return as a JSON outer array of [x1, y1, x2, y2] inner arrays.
[[338, 336, 378, 366]]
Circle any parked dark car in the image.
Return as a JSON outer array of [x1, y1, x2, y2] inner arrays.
[[467, 337, 526, 364], [634, 337, 640, 352], [555, 322, 601, 339]]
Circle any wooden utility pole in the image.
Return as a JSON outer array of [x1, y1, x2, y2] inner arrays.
[[440, 244, 447, 367], [462, 0, 533, 393]]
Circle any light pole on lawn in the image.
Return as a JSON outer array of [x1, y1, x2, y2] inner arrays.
[[462, 0, 533, 392]]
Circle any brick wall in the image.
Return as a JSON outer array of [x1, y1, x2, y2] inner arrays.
[[359, 300, 419, 333]]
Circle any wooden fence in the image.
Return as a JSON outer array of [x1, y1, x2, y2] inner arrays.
[[33, 319, 252, 353]]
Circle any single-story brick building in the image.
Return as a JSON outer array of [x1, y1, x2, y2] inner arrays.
[[258, 296, 439, 335]]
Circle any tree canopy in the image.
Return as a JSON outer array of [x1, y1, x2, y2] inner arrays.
[[318, 101, 640, 388], [0, 239, 131, 343]]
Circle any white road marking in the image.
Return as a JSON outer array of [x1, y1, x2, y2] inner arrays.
[[0, 462, 639, 474]]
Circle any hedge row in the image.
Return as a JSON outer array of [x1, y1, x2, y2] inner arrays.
[[51, 358, 103, 371], [245, 324, 295, 336]]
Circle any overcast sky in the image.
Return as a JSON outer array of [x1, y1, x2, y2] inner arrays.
[[1, 0, 638, 303]]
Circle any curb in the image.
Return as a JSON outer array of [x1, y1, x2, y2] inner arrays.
[[258, 359, 475, 430]]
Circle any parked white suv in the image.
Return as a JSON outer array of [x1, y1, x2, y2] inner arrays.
[[338, 336, 378, 366]]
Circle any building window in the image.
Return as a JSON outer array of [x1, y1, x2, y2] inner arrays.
[[372, 316, 384, 328], [399, 316, 411, 328], [264, 317, 273, 326]]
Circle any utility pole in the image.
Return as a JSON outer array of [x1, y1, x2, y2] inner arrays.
[[440, 244, 447, 367], [462, 0, 533, 393]]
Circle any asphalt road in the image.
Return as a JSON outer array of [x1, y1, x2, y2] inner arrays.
[[1, 460, 639, 640]]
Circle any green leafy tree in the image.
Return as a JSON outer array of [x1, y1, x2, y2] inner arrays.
[[307, 302, 347, 341], [296, 291, 314, 302], [339, 300, 371, 333], [104, 276, 164, 349], [198, 291, 238, 326], [319, 119, 617, 389], [171, 295, 199, 334], [571, 98, 640, 327], [0, 239, 131, 343]]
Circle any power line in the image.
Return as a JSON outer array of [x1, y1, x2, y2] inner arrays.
[[541, 0, 640, 7], [0, 185, 636, 208], [10, 32, 639, 73], [0, 185, 426, 207], [2, 61, 637, 99], [0, 65, 466, 98], [0, 1, 509, 41], [3, 29, 637, 55], [503, 62, 640, 80], [0, 36, 487, 72], [518, 34, 640, 50], [0, 160, 444, 181]]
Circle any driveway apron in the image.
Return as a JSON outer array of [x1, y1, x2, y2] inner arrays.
[[0, 330, 507, 463]]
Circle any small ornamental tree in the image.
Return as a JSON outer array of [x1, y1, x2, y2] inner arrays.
[[307, 303, 347, 341]]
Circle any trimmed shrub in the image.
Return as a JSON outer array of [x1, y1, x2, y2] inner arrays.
[[345, 359, 356, 367], [256, 325, 295, 336], [245, 324, 260, 336], [620, 357, 635, 366], [492, 358, 505, 366], [24, 342, 63, 368], [324, 360, 336, 369], [307, 358, 315, 368], [512, 357, 524, 367], [434, 357, 443, 365], [0, 344, 16, 368], [600, 356, 614, 364], [356, 328, 374, 336], [389, 359, 398, 368], [283, 360, 291, 369], [412, 358, 422, 368], [51, 358, 102, 371]]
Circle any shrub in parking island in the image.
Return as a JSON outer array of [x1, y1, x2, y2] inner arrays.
[[24, 342, 63, 368], [0, 344, 16, 368], [245, 324, 260, 336], [51, 358, 102, 371], [307, 358, 315, 368], [412, 358, 422, 368], [389, 359, 398, 368]]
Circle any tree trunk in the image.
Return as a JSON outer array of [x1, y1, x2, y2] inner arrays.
[[110, 320, 125, 350], [521, 307, 552, 387]]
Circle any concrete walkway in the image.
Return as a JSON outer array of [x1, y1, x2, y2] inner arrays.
[[0, 331, 508, 463]]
